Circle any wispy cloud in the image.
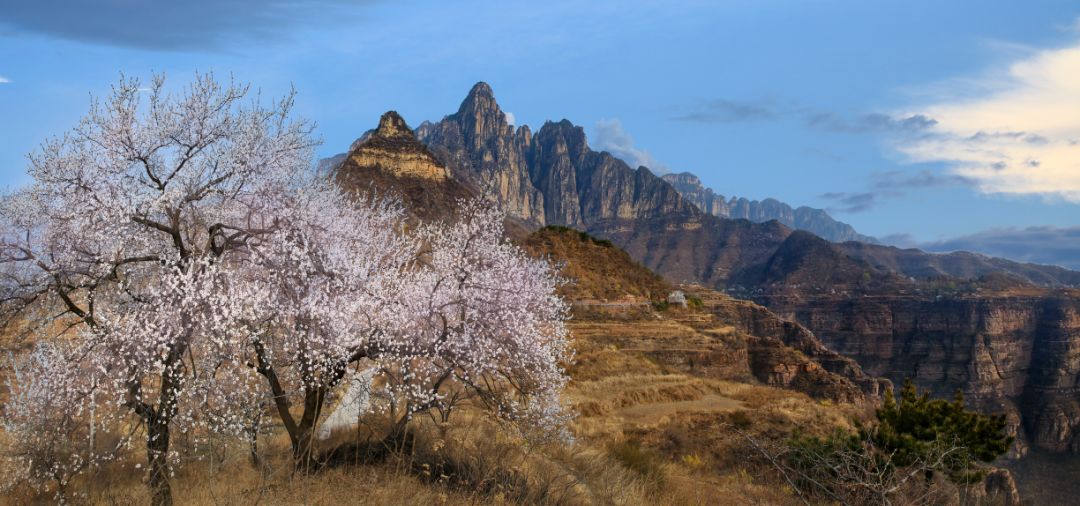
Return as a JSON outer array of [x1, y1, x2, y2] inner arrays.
[[0, 0, 374, 51], [672, 98, 780, 123], [892, 34, 1080, 203], [819, 191, 880, 213], [807, 112, 937, 134], [820, 169, 974, 214], [673, 97, 939, 140], [592, 118, 669, 174], [0, 76, 11, 84], [871, 169, 975, 189]]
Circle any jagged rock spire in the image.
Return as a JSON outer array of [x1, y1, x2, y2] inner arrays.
[[341, 110, 448, 182], [452, 82, 514, 154], [374, 110, 412, 138], [457, 82, 498, 116]]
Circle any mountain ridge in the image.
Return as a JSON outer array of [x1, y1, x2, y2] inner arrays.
[[661, 171, 878, 244], [319, 82, 1078, 289]]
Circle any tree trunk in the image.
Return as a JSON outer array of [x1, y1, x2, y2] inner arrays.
[[383, 416, 413, 454], [248, 412, 261, 468], [290, 387, 326, 472], [147, 417, 172, 506], [293, 426, 317, 473]]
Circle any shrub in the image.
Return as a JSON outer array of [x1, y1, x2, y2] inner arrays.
[[609, 440, 664, 482], [781, 381, 1013, 504], [874, 380, 1012, 484], [680, 454, 705, 469], [726, 410, 753, 430]]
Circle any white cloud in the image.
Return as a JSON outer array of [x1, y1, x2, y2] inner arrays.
[[894, 37, 1080, 203], [0, 76, 11, 84], [504, 111, 516, 126], [592, 118, 669, 174]]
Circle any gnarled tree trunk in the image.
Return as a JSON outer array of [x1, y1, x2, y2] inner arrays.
[[147, 416, 172, 506]]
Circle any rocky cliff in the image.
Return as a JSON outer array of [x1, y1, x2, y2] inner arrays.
[[661, 172, 878, 244], [417, 83, 697, 229], [342, 110, 448, 181], [333, 111, 473, 222], [760, 289, 1080, 456], [416, 83, 546, 225]]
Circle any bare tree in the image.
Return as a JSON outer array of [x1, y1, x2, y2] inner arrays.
[[736, 425, 979, 506]]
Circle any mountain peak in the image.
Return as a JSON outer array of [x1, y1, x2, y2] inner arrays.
[[341, 110, 448, 182], [456, 81, 503, 119], [375, 110, 412, 138], [661, 172, 703, 186], [467, 81, 495, 100]]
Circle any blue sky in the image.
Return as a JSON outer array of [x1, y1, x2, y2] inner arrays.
[[1, 0, 1079, 266]]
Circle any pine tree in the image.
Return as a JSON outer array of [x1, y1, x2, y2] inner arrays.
[[872, 380, 1012, 483]]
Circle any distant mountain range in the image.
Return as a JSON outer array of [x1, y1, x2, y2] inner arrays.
[[660, 172, 878, 243], [320, 81, 1078, 289]]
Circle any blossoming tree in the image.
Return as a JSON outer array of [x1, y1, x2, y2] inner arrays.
[[374, 201, 572, 444], [0, 73, 314, 505], [1, 73, 573, 504]]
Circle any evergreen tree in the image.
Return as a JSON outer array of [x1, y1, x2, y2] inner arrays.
[[873, 380, 1012, 483]]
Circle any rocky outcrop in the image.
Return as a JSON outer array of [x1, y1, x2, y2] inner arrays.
[[333, 111, 474, 222], [662, 172, 878, 244], [417, 82, 546, 225], [977, 468, 1022, 506], [418, 85, 697, 229], [700, 290, 889, 400], [761, 290, 1080, 456], [343, 111, 448, 181]]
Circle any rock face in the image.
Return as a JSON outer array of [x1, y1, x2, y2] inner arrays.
[[761, 290, 1080, 456], [410, 83, 1079, 290], [333, 111, 473, 222], [416, 82, 699, 229], [416, 83, 545, 224], [661, 172, 878, 244], [345, 111, 448, 182], [700, 290, 889, 401]]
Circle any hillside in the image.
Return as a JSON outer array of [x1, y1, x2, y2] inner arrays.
[[320, 85, 1080, 462], [521, 226, 670, 302], [520, 225, 884, 402]]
